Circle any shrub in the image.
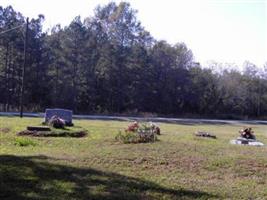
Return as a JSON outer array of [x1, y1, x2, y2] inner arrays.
[[14, 137, 36, 147], [115, 131, 140, 144], [116, 122, 159, 144]]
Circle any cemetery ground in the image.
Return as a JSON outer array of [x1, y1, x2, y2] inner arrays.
[[1, 117, 267, 200]]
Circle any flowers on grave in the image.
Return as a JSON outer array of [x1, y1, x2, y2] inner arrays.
[[239, 127, 256, 140], [116, 121, 160, 143], [126, 121, 139, 132], [48, 115, 66, 129], [149, 122, 161, 135]]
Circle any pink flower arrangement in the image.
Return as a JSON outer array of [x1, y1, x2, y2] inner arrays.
[[126, 121, 139, 132]]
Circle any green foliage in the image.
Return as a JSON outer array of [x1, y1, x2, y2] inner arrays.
[[14, 137, 36, 147], [115, 130, 139, 143]]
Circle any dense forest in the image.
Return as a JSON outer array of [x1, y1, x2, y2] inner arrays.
[[0, 2, 267, 118]]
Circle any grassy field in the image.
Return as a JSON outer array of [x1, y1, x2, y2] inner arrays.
[[1, 116, 267, 200]]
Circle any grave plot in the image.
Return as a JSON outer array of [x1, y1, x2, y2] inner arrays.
[[230, 127, 264, 146], [17, 109, 87, 138], [115, 121, 160, 143]]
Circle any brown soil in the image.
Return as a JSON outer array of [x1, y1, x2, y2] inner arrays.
[[0, 127, 11, 133], [17, 130, 87, 138]]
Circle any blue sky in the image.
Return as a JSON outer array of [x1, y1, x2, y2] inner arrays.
[[2, 0, 266, 67]]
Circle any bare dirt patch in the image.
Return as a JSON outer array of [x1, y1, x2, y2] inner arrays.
[[235, 159, 267, 177], [17, 130, 88, 138], [0, 127, 11, 133]]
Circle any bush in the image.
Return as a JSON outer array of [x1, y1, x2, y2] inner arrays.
[[115, 131, 140, 144], [115, 122, 159, 144], [14, 137, 36, 147]]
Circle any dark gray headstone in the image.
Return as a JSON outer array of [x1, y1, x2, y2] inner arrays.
[[45, 108, 72, 124]]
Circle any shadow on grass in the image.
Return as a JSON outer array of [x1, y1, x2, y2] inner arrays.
[[0, 155, 219, 200]]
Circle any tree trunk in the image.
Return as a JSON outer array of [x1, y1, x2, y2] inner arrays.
[[4, 43, 10, 112]]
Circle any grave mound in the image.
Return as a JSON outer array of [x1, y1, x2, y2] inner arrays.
[[17, 129, 87, 138], [230, 128, 264, 146]]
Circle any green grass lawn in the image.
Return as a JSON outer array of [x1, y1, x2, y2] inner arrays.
[[1, 117, 267, 200]]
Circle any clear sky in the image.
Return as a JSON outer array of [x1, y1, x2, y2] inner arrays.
[[2, 0, 266, 67]]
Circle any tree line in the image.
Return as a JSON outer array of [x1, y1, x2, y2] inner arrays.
[[0, 2, 267, 118]]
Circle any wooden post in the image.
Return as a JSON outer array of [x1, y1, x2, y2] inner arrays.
[[20, 17, 29, 118]]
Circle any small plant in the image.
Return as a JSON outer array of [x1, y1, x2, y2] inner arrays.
[[14, 137, 37, 147], [115, 131, 138, 143], [116, 121, 160, 144]]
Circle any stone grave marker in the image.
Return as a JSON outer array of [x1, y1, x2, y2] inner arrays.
[[45, 108, 73, 125]]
